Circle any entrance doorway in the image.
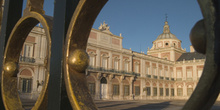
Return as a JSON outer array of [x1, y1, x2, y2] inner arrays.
[[100, 77, 107, 99]]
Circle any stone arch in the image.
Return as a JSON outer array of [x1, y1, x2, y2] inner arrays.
[[122, 79, 129, 85], [146, 81, 150, 86], [87, 75, 96, 83], [111, 77, 119, 84], [153, 83, 157, 87], [18, 67, 34, 77]]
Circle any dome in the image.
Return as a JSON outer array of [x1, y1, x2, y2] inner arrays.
[[156, 33, 178, 40], [156, 21, 179, 40]]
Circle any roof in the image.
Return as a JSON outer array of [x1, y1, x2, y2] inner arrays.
[[156, 21, 179, 40], [177, 52, 206, 61]]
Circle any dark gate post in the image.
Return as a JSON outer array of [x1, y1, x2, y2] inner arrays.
[[48, 0, 79, 109], [0, 0, 23, 109]]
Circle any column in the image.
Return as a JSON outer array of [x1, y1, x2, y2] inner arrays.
[[130, 77, 134, 100], [141, 58, 144, 77], [156, 63, 159, 79], [140, 79, 145, 99], [109, 52, 112, 70], [108, 78, 112, 99], [150, 62, 152, 77], [193, 65, 197, 81], [119, 76, 123, 100], [96, 49, 100, 67], [183, 65, 186, 80], [120, 54, 123, 71], [95, 73, 101, 99], [157, 81, 159, 99]]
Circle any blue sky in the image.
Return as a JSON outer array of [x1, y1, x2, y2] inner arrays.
[[24, 0, 203, 53]]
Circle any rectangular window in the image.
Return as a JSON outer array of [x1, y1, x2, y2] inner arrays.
[[170, 71, 174, 78], [177, 88, 183, 96], [165, 70, 168, 77], [89, 56, 95, 67], [135, 64, 139, 73], [114, 60, 119, 70], [146, 67, 149, 75], [24, 44, 34, 57], [187, 70, 193, 78], [177, 70, 182, 80], [171, 89, 174, 96], [160, 88, 163, 96], [124, 85, 129, 96], [102, 58, 107, 69], [135, 86, 140, 96], [198, 69, 202, 79], [88, 83, 95, 95], [20, 78, 32, 93], [146, 87, 151, 96], [113, 85, 119, 95], [166, 88, 169, 96], [153, 88, 157, 96], [153, 68, 157, 75], [124, 62, 128, 72], [187, 88, 193, 96], [159, 69, 162, 76]]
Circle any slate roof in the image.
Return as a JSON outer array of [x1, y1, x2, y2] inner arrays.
[[177, 52, 206, 61]]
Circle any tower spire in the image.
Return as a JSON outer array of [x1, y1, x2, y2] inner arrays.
[[163, 14, 170, 33]]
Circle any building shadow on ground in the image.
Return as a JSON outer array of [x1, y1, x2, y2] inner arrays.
[[97, 102, 134, 108], [122, 101, 171, 110]]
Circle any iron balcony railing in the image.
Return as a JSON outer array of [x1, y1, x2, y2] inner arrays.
[[87, 66, 175, 81], [153, 75, 158, 79], [19, 56, 35, 63], [87, 66, 140, 76], [147, 75, 151, 78], [176, 78, 182, 81]]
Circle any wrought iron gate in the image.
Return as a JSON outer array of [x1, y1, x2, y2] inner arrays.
[[0, 0, 219, 110]]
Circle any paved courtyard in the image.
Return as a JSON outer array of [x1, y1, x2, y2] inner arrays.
[[21, 99, 220, 110], [95, 100, 220, 110]]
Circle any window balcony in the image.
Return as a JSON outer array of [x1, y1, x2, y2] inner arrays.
[[171, 78, 175, 81], [153, 75, 158, 79], [147, 75, 151, 78], [19, 56, 35, 63], [87, 66, 140, 76], [187, 78, 193, 81], [165, 77, 169, 80], [176, 78, 182, 81], [159, 76, 164, 79], [134, 73, 140, 77]]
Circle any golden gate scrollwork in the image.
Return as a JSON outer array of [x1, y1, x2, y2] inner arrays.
[[0, 0, 220, 110], [1, 1, 52, 109]]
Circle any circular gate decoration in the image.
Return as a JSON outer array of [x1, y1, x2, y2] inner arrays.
[[1, 0, 220, 110], [1, 11, 52, 109]]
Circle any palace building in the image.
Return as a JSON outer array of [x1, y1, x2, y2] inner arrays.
[[18, 21, 209, 101]]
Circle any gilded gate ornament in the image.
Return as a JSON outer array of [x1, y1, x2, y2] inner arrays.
[[183, 0, 220, 110], [1, 0, 52, 109], [0, 0, 220, 110]]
